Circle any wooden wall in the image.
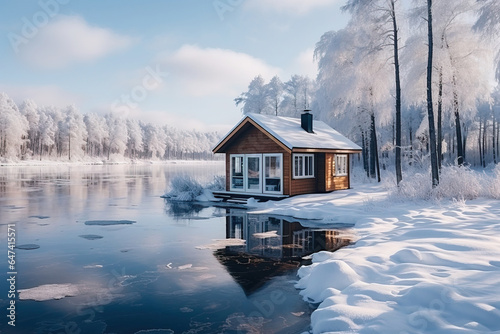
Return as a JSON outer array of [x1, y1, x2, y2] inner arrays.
[[324, 153, 350, 191], [290, 153, 325, 196], [224, 124, 286, 155]]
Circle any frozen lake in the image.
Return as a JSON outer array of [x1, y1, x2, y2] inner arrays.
[[0, 163, 350, 333]]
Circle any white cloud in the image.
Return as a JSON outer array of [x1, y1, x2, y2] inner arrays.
[[0, 84, 82, 108], [291, 48, 318, 78], [19, 15, 132, 69], [243, 0, 340, 15], [158, 44, 281, 97]]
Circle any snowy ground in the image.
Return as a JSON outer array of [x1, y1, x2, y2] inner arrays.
[[251, 182, 500, 333]]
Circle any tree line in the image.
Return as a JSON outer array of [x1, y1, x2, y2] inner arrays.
[[0, 92, 221, 161], [236, 0, 500, 186]]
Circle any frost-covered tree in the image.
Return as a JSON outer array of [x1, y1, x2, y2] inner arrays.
[[84, 113, 108, 157], [235, 75, 269, 114], [0, 93, 28, 158], [19, 99, 40, 156], [126, 119, 143, 159], [314, 18, 394, 181], [342, 0, 404, 184], [475, 0, 500, 81], [105, 113, 127, 159], [62, 105, 87, 160], [143, 123, 166, 159], [37, 107, 56, 159], [422, 0, 440, 186], [406, 0, 494, 167], [281, 75, 314, 117], [265, 75, 284, 116]]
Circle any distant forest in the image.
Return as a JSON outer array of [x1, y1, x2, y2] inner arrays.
[[0, 93, 222, 161]]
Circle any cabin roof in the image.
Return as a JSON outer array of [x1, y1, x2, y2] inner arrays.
[[213, 113, 362, 153]]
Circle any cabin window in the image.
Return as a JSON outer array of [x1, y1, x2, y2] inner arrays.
[[230, 153, 283, 194], [293, 154, 314, 179], [264, 154, 282, 194], [245, 155, 262, 192], [230, 155, 244, 190], [335, 154, 348, 176]]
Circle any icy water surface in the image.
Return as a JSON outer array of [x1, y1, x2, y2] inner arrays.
[[0, 163, 350, 333]]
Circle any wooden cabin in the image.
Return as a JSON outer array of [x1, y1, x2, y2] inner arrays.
[[212, 111, 362, 199]]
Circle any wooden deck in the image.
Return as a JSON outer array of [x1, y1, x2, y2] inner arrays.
[[212, 191, 289, 203]]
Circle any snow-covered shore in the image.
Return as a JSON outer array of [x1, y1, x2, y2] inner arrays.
[[0, 157, 223, 167], [251, 182, 500, 333]]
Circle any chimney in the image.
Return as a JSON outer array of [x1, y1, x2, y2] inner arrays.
[[301, 110, 313, 133]]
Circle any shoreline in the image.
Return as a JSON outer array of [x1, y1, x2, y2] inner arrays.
[[0, 159, 224, 167]]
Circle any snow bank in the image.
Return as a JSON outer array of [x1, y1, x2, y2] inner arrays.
[[250, 179, 500, 333]]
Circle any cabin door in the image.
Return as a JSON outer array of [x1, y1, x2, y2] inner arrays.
[[245, 155, 262, 193]]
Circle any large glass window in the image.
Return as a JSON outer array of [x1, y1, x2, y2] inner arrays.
[[246, 155, 261, 192], [230, 153, 283, 194], [335, 154, 348, 176], [230, 155, 244, 190], [293, 154, 314, 178], [264, 154, 282, 193]]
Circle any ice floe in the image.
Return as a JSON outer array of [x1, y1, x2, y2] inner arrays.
[[16, 244, 40, 250], [84, 220, 136, 226]]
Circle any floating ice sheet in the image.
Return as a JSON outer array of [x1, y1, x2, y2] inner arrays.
[[195, 238, 246, 250], [84, 220, 136, 226], [16, 244, 40, 250], [18, 283, 81, 301], [79, 234, 104, 240]]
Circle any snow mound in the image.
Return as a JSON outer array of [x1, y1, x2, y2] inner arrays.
[[296, 260, 360, 303], [390, 248, 423, 263]]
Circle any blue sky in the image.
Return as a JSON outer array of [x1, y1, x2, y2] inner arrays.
[[1, 0, 348, 132]]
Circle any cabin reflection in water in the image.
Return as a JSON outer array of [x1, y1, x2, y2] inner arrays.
[[215, 209, 351, 294]]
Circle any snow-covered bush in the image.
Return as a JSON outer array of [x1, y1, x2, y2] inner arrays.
[[391, 165, 485, 201], [487, 164, 500, 199], [164, 175, 203, 201], [206, 175, 225, 191], [391, 170, 432, 200], [434, 165, 482, 200], [163, 174, 225, 202]]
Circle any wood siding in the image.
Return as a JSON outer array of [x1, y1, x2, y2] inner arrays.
[[289, 153, 325, 196], [324, 153, 350, 191], [225, 124, 287, 154]]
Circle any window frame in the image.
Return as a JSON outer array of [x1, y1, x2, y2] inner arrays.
[[293, 154, 315, 179], [230, 154, 245, 191], [245, 154, 262, 193], [335, 154, 348, 176], [263, 153, 283, 194]]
